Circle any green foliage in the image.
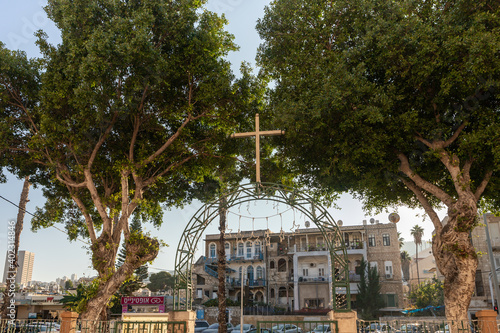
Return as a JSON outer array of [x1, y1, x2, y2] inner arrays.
[[64, 280, 74, 290], [256, 0, 500, 213], [356, 259, 385, 320], [147, 271, 175, 292], [60, 281, 101, 314], [408, 278, 444, 310]]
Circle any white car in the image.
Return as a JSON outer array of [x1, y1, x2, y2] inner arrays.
[[233, 324, 256, 333], [306, 325, 330, 333], [272, 324, 302, 333]]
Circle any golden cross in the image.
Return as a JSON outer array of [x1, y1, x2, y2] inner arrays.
[[231, 113, 284, 183]]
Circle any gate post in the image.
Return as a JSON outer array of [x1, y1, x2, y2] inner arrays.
[[169, 310, 196, 333], [60, 311, 79, 333], [475, 309, 497, 333], [328, 310, 357, 333]]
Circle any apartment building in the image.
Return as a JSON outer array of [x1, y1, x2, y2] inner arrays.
[[3, 250, 35, 286], [192, 220, 404, 313]]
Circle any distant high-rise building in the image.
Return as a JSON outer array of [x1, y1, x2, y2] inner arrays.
[[2, 250, 35, 285], [71, 273, 77, 282]]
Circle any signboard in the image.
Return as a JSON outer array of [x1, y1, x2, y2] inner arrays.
[[121, 296, 165, 313]]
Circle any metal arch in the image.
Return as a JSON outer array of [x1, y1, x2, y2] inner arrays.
[[173, 182, 351, 311]]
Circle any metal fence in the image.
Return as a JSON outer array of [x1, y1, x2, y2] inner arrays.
[[1, 319, 61, 333], [257, 320, 339, 333], [0, 320, 186, 333], [357, 319, 500, 333]]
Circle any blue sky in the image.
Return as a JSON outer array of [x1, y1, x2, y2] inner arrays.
[[0, 0, 442, 283]]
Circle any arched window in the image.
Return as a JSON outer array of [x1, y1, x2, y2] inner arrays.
[[238, 242, 244, 257], [256, 266, 264, 279], [270, 288, 275, 298], [278, 286, 287, 297], [225, 242, 231, 260], [247, 265, 254, 282], [209, 243, 216, 258], [270, 260, 275, 269], [254, 241, 261, 257], [239, 266, 242, 282], [278, 258, 286, 272], [246, 241, 253, 258]]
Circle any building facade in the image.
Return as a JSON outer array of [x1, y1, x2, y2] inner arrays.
[[3, 250, 35, 286], [192, 221, 404, 313]]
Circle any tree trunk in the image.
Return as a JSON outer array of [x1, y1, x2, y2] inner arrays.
[[415, 244, 420, 285], [0, 176, 30, 319], [433, 198, 478, 324], [80, 232, 159, 322], [217, 195, 228, 333]]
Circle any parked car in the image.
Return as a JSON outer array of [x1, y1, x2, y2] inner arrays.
[[195, 320, 210, 333], [232, 324, 256, 333], [306, 325, 330, 333], [272, 324, 302, 333], [396, 324, 421, 333], [203, 323, 235, 333], [363, 323, 396, 333], [434, 324, 449, 333], [248, 329, 271, 333]]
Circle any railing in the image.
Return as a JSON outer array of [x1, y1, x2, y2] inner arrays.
[[1, 319, 61, 333], [356, 319, 497, 333], [78, 321, 187, 333], [257, 320, 338, 333], [204, 264, 218, 278], [228, 278, 266, 287], [297, 276, 329, 282]]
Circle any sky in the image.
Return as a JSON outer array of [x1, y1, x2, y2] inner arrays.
[[0, 0, 444, 283]]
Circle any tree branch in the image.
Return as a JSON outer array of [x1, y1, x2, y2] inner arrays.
[[83, 169, 112, 234], [400, 178, 443, 233], [68, 187, 97, 243], [475, 170, 493, 201], [88, 111, 119, 169], [398, 153, 454, 206]]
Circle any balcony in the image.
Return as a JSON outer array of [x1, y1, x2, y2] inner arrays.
[[227, 278, 267, 288], [297, 276, 330, 283]]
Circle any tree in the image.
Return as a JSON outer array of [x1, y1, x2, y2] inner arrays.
[[0, 176, 30, 319], [356, 259, 384, 320], [147, 271, 175, 293], [257, 0, 500, 322], [409, 278, 445, 310], [401, 250, 412, 282], [398, 232, 405, 249], [0, 0, 257, 321], [65, 280, 74, 290], [411, 225, 424, 285]]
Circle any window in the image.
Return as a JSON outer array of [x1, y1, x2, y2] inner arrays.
[[316, 236, 324, 249], [278, 287, 287, 297], [368, 235, 375, 247], [385, 294, 397, 307], [238, 242, 244, 257], [319, 268, 325, 276], [247, 265, 254, 281], [197, 275, 205, 285], [475, 270, 485, 296], [254, 241, 261, 256], [270, 260, 275, 269], [270, 288, 275, 298], [209, 243, 216, 258], [196, 288, 203, 299], [278, 258, 286, 272], [256, 266, 264, 279], [239, 266, 242, 281], [225, 242, 230, 260], [305, 298, 324, 309], [382, 234, 390, 246], [370, 261, 378, 274], [246, 241, 252, 258], [384, 261, 393, 278], [303, 268, 309, 276]]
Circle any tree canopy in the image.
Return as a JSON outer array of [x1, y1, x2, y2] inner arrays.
[[257, 0, 500, 321], [0, 0, 263, 320]]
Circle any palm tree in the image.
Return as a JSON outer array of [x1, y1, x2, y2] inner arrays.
[[398, 232, 405, 249], [410, 225, 424, 285], [400, 251, 412, 282]]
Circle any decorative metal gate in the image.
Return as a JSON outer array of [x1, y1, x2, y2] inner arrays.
[[173, 182, 350, 311]]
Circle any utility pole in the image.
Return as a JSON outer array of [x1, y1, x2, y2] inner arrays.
[[483, 213, 500, 317]]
